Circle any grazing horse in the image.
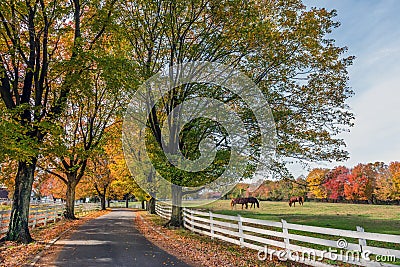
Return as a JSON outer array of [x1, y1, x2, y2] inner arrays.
[[230, 198, 248, 209], [247, 197, 260, 208], [289, 196, 304, 207], [231, 197, 260, 209]]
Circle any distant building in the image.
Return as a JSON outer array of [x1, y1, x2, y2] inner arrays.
[[0, 185, 9, 199]]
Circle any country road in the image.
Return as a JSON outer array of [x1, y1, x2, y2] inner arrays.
[[52, 209, 191, 267]]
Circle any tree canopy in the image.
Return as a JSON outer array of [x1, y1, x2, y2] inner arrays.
[[1, 0, 355, 234]]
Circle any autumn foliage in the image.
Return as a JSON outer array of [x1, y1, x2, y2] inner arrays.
[[228, 161, 400, 203]]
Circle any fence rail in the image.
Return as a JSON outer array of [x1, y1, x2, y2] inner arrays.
[[155, 202, 172, 220], [0, 203, 101, 235], [154, 203, 400, 267]]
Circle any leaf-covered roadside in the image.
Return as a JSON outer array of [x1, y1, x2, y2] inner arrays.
[[135, 211, 304, 267], [0, 210, 109, 267]]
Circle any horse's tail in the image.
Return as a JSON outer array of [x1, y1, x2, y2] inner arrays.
[[256, 198, 259, 208]]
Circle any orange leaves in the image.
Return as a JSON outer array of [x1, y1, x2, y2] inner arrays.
[[343, 164, 370, 201], [375, 162, 400, 201], [40, 176, 66, 199]]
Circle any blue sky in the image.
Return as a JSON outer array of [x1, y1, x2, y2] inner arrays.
[[290, 0, 400, 175]]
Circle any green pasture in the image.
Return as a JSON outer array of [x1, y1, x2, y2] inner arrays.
[[200, 200, 400, 235], [199, 200, 400, 264]]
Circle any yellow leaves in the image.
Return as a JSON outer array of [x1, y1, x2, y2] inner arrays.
[[306, 168, 328, 199]]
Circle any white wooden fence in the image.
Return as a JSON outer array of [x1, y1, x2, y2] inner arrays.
[[154, 203, 400, 267], [155, 202, 172, 220], [0, 203, 101, 235]]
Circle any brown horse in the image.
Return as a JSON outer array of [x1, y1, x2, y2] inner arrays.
[[289, 196, 304, 207], [231, 197, 260, 209], [231, 198, 248, 209], [247, 197, 260, 209]]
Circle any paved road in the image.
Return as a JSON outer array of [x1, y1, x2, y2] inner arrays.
[[54, 209, 191, 267]]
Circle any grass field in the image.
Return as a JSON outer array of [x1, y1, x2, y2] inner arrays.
[[199, 200, 400, 235]]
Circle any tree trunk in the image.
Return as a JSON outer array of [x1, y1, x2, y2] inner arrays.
[[169, 185, 183, 227], [125, 196, 129, 208], [100, 194, 106, 210], [147, 197, 156, 214], [64, 179, 77, 219], [145, 170, 156, 213], [107, 198, 110, 208], [3, 160, 37, 243]]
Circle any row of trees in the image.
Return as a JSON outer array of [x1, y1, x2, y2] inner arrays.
[[234, 162, 400, 203], [306, 162, 400, 203], [1, 0, 354, 242]]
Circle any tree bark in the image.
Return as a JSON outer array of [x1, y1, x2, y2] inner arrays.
[[94, 183, 108, 210], [147, 197, 156, 214], [64, 178, 77, 219], [100, 194, 106, 210], [169, 185, 183, 227], [3, 160, 37, 243]]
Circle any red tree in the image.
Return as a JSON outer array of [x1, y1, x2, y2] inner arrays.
[[325, 166, 349, 201]]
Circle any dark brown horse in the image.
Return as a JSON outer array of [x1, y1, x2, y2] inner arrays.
[[247, 197, 260, 209], [231, 198, 248, 209], [289, 196, 304, 207], [231, 197, 260, 209]]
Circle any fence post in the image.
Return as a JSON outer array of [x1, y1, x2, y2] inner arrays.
[[356, 226, 367, 252], [190, 209, 195, 231], [53, 207, 57, 223], [209, 211, 214, 240], [44, 210, 47, 226], [33, 210, 37, 229], [281, 219, 290, 253], [238, 215, 244, 247], [0, 211, 3, 231]]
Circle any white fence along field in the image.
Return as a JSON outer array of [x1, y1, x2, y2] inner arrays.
[[0, 203, 101, 235], [155, 203, 400, 267], [155, 202, 172, 220]]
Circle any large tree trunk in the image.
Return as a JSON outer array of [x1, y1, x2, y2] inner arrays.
[[147, 197, 156, 214], [100, 186, 107, 210], [64, 179, 77, 219], [169, 185, 183, 227], [146, 169, 156, 213], [94, 184, 108, 210], [100, 194, 106, 210], [3, 160, 37, 243]]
